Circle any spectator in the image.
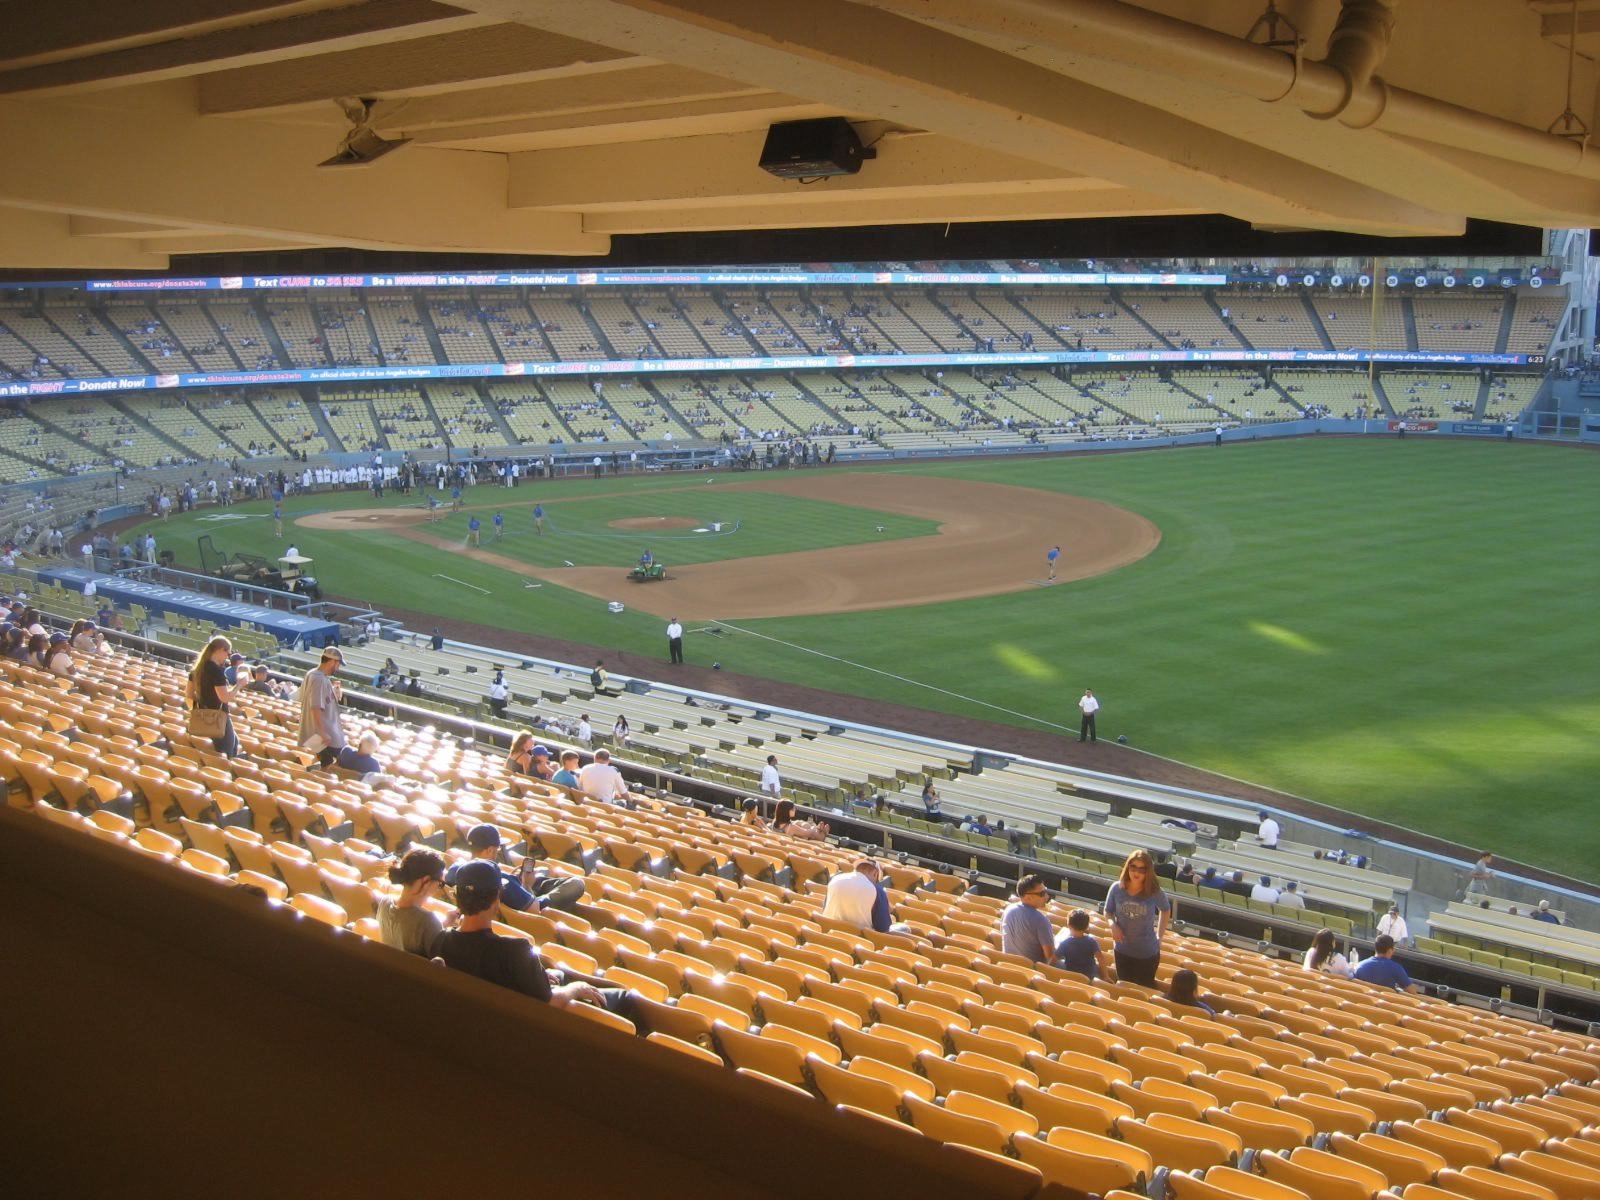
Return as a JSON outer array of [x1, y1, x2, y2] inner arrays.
[[487, 670, 509, 718], [1166, 968, 1215, 1014], [298, 646, 347, 768], [184, 635, 239, 758], [771, 799, 829, 841], [1277, 880, 1306, 909], [575, 714, 592, 745], [70, 620, 104, 655], [577, 748, 632, 807], [1224, 871, 1252, 898], [336, 731, 384, 776], [1376, 903, 1410, 943], [738, 798, 767, 829], [1532, 900, 1561, 926], [822, 859, 884, 931], [505, 731, 539, 776], [1199, 866, 1225, 890], [1351, 934, 1417, 993], [1053, 908, 1111, 981], [920, 778, 942, 818], [759, 754, 782, 798], [612, 714, 629, 746], [1250, 876, 1280, 904], [550, 750, 581, 789], [1153, 852, 1178, 882], [43, 632, 76, 678], [246, 663, 286, 698], [377, 848, 449, 956], [1104, 849, 1172, 988], [431, 861, 635, 1023], [445, 823, 583, 914], [1302, 928, 1354, 978], [1001, 874, 1056, 964], [1466, 851, 1494, 896], [1256, 811, 1280, 849], [590, 660, 619, 696]]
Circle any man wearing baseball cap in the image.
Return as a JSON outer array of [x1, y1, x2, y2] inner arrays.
[[432, 861, 632, 1021], [444, 823, 584, 914], [298, 645, 347, 767]]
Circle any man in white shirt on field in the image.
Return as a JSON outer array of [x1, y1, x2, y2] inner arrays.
[[821, 859, 882, 930], [576, 749, 630, 807], [759, 754, 781, 798], [1376, 903, 1410, 944], [1256, 811, 1281, 849], [1077, 688, 1100, 743]]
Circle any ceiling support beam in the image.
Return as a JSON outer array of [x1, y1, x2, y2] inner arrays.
[[0, 84, 609, 256]]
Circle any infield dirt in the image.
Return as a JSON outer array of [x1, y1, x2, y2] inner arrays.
[[298, 473, 1160, 619]]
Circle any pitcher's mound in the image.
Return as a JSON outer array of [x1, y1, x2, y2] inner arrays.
[[609, 517, 700, 530]]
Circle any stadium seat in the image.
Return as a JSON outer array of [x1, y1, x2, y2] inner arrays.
[[1257, 1145, 1389, 1200], [1433, 1165, 1559, 1200], [807, 1055, 905, 1121], [288, 893, 349, 929], [1167, 1165, 1311, 1200], [1116, 1114, 1237, 1173], [1013, 1128, 1150, 1196], [1327, 1131, 1445, 1189], [902, 1092, 1011, 1155]]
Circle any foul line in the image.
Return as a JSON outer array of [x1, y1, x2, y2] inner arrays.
[[714, 620, 1069, 731], [433, 574, 490, 594]]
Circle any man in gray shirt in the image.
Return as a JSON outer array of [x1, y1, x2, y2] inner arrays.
[[1000, 874, 1056, 964], [299, 645, 348, 767]]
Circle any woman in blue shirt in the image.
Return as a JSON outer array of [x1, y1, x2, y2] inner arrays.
[[1103, 849, 1172, 988]]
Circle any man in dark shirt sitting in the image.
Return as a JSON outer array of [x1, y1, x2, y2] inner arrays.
[[444, 823, 584, 914], [432, 861, 635, 1020]]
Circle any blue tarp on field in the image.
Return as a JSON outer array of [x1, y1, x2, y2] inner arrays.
[[35, 566, 341, 647]]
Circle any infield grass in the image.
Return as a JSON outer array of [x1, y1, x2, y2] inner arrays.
[[137, 438, 1600, 878]]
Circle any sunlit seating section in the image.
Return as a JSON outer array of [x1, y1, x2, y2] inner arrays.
[[1506, 291, 1567, 355], [524, 294, 603, 361], [1483, 375, 1539, 422], [44, 293, 151, 374], [1218, 293, 1322, 351], [476, 291, 559, 362], [605, 378, 698, 441], [54, 396, 175, 468], [206, 299, 287, 371], [308, 290, 382, 367], [1265, 371, 1379, 420], [957, 291, 1070, 351], [1308, 295, 1408, 351], [8, 636, 1600, 1198], [142, 296, 238, 373], [106, 394, 230, 464], [673, 291, 762, 357], [588, 296, 665, 360], [1413, 297, 1504, 353], [1016, 291, 1156, 351], [1140, 291, 1247, 351], [725, 289, 823, 356], [249, 388, 328, 456], [317, 390, 381, 454], [490, 382, 578, 446], [543, 378, 627, 442], [425, 383, 497, 451], [0, 301, 106, 378], [262, 298, 329, 369], [1386, 372, 1477, 420]]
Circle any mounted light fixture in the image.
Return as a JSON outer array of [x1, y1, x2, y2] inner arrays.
[[319, 97, 410, 168]]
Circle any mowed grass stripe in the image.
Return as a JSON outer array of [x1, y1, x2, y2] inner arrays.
[[129, 439, 1600, 878]]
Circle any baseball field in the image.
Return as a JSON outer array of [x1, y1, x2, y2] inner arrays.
[[137, 437, 1600, 880]]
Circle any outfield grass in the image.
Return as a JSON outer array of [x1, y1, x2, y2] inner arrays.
[[136, 438, 1600, 878]]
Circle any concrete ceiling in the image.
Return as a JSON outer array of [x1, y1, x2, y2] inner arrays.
[[0, 0, 1595, 269]]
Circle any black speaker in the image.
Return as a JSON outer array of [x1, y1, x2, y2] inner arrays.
[[759, 118, 875, 179]]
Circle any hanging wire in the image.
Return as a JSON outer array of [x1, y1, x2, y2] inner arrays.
[[1548, 0, 1591, 140]]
